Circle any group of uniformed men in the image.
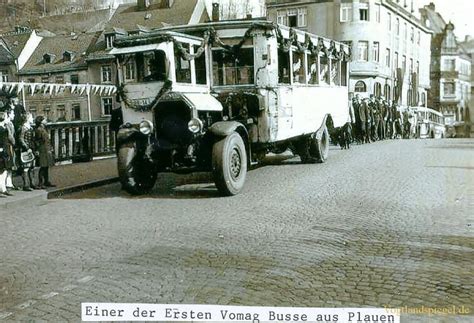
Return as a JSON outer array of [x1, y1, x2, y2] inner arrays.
[[351, 94, 413, 144]]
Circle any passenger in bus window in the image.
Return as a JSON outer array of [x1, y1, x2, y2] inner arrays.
[[319, 56, 329, 85], [308, 55, 318, 84], [292, 52, 305, 84]]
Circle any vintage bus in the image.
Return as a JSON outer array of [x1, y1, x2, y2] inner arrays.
[[412, 107, 446, 139], [111, 20, 351, 195]]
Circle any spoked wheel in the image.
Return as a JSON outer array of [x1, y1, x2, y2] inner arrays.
[[117, 142, 157, 195], [212, 132, 247, 196], [297, 126, 330, 163]]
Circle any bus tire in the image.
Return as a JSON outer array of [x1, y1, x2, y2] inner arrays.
[[118, 142, 157, 195], [212, 132, 247, 196], [297, 126, 329, 164], [312, 126, 329, 163]]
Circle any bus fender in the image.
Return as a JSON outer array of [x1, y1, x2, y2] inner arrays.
[[315, 115, 330, 140], [117, 124, 143, 147], [209, 121, 248, 138]]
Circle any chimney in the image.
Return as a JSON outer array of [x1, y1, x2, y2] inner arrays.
[[212, 2, 219, 21], [137, 0, 150, 11]]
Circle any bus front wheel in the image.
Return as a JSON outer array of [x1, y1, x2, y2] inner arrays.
[[118, 142, 157, 195], [212, 132, 247, 196]]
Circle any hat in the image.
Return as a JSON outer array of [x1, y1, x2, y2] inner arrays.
[[35, 115, 45, 125]]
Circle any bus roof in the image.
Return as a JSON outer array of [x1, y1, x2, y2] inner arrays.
[[141, 19, 351, 56], [412, 107, 444, 117]]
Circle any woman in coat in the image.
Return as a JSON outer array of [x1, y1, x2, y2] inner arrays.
[[17, 113, 37, 191], [34, 116, 55, 189]]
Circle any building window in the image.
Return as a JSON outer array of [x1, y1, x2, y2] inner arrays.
[[105, 34, 116, 49], [358, 41, 368, 61], [297, 8, 307, 27], [402, 55, 406, 72], [277, 10, 287, 25], [27, 77, 35, 83], [55, 75, 64, 84], [101, 65, 112, 83], [409, 58, 413, 74], [404, 23, 408, 40], [277, 7, 307, 27], [29, 106, 37, 118], [374, 82, 382, 96], [70, 74, 79, 84], [410, 26, 414, 42], [340, 4, 352, 22], [387, 13, 392, 30], [375, 4, 381, 23], [386, 48, 391, 67], [355, 81, 367, 92], [396, 18, 400, 35], [443, 59, 455, 71], [394, 52, 399, 69], [101, 97, 113, 116], [416, 61, 419, 75], [372, 42, 380, 62], [0, 70, 8, 82], [124, 60, 136, 81], [417, 31, 421, 45], [72, 104, 81, 120], [443, 82, 455, 96], [56, 105, 66, 121], [287, 8, 298, 27], [41, 76, 49, 83], [384, 84, 391, 100], [359, 7, 369, 21], [421, 92, 426, 105]]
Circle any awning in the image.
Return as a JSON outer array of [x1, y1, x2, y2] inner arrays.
[[109, 43, 164, 55]]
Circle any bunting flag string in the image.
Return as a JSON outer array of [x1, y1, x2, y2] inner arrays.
[[0, 81, 116, 98]]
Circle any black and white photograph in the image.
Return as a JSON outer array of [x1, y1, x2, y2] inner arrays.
[[0, 0, 472, 322]]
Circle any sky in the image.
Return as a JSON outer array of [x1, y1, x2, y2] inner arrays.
[[418, 0, 474, 40]]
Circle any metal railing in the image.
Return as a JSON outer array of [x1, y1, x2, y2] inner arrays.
[[46, 120, 116, 163]]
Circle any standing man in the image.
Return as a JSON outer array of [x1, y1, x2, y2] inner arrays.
[[0, 102, 13, 197], [360, 98, 371, 143], [352, 95, 362, 144]]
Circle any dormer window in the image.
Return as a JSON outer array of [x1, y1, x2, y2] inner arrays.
[[63, 51, 74, 62], [43, 53, 55, 64], [106, 34, 116, 49]]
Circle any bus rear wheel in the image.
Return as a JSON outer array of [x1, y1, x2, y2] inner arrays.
[[298, 126, 329, 164]]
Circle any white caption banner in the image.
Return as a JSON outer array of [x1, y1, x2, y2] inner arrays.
[[81, 303, 400, 322]]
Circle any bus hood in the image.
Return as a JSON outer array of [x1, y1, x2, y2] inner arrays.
[[158, 92, 223, 112]]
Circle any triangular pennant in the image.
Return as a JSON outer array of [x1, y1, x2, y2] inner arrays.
[[85, 85, 91, 96], [71, 84, 77, 94], [8, 84, 16, 93], [99, 86, 106, 96], [17, 83, 24, 94], [93, 86, 100, 95], [30, 83, 37, 94]]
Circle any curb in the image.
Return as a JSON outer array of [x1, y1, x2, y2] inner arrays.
[[1, 190, 48, 210], [47, 177, 120, 199]]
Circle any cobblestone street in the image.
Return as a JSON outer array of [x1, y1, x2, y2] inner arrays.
[[1, 139, 473, 322]]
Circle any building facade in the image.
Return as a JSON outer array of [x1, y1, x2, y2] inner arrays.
[[420, 3, 471, 132], [266, 0, 432, 107], [460, 36, 474, 136]]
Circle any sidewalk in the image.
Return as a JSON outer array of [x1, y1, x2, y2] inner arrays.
[[1, 157, 118, 209]]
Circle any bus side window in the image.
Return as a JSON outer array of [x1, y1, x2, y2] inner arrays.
[[292, 50, 305, 84], [341, 61, 348, 86], [193, 45, 207, 85], [331, 58, 340, 85], [307, 54, 318, 85], [278, 48, 290, 84], [319, 55, 329, 85]]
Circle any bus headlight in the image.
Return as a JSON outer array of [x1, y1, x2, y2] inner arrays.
[[139, 120, 153, 135], [188, 118, 203, 134]]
